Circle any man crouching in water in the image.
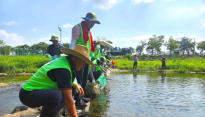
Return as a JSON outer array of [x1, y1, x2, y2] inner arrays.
[[19, 45, 96, 117]]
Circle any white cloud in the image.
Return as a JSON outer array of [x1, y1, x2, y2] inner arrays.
[[144, 0, 154, 2], [2, 21, 15, 26], [62, 23, 73, 29], [93, 0, 118, 9], [61, 37, 70, 43], [176, 8, 195, 15], [112, 35, 153, 48], [200, 5, 205, 13], [32, 28, 37, 32], [0, 30, 25, 47], [203, 23, 205, 27], [135, 0, 154, 3], [38, 37, 50, 44]]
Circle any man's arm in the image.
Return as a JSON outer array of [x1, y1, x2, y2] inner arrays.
[[69, 39, 77, 49], [70, 25, 81, 49], [61, 90, 78, 117]]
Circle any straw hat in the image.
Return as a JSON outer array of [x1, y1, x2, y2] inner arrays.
[[60, 45, 96, 67]]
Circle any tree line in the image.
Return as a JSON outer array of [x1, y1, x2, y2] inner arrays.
[[128, 35, 205, 55], [0, 40, 70, 55]]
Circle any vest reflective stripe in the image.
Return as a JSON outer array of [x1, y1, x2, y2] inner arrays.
[[75, 23, 91, 52], [22, 57, 72, 91]]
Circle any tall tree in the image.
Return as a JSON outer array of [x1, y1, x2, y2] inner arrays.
[[136, 41, 147, 55], [31, 42, 48, 52], [165, 36, 179, 55], [0, 39, 5, 47], [146, 46, 154, 55], [147, 35, 164, 55], [62, 43, 70, 48], [129, 47, 134, 53], [179, 37, 194, 55], [0, 45, 12, 55], [15, 44, 30, 50], [197, 41, 205, 54], [156, 35, 165, 54]]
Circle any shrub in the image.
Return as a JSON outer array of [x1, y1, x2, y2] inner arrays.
[[125, 53, 132, 60]]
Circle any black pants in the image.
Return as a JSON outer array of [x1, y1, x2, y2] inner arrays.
[[88, 71, 102, 82], [19, 88, 69, 117], [162, 63, 167, 70], [133, 61, 137, 70], [74, 63, 89, 101]]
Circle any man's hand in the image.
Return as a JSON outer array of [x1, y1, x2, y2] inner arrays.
[[77, 86, 84, 97], [72, 83, 84, 97], [45, 54, 49, 58]]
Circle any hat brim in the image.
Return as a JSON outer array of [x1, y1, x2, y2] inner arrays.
[[60, 48, 96, 67], [82, 17, 100, 24], [49, 39, 59, 41]]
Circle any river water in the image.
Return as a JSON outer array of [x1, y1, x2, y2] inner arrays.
[[1, 72, 205, 117]]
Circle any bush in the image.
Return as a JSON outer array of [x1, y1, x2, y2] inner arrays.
[[125, 53, 132, 60]]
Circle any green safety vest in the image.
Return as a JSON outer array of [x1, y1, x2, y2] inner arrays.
[[98, 51, 104, 58], [91, 46, 100, 59], [88, 59, 101, 74], [22, 57, 72, 91], [75, 23, 91, 52]]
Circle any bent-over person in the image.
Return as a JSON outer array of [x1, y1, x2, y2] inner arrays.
[[19, 45, 96, 117]]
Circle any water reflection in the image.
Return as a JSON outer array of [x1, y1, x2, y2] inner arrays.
[[133, 71, 138, 78], [161, 72, 166, 83], [1, 73, 205, 117], [88, 90, 110, 117]]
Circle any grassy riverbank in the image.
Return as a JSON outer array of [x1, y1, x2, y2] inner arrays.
[[114, 57, 205, 73], [0, 55, 49, 73], [0, 55, 205, 73]]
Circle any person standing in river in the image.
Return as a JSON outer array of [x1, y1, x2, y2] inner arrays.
[[69, 12, 100, 108], [133, 55, 138, 70], [19, 45, 96, 117], [161, 55, 167, 70]]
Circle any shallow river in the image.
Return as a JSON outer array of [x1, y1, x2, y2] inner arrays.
[[1, 72, 205, 117]]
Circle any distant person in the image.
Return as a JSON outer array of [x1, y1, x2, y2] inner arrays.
[[91, 41, 101, 61], [100, 45, 105, 57], [133, 55, 138, 70], [45, 35, 64, 60], [161, 56, 167, 70], [69, 12, 100, 108]]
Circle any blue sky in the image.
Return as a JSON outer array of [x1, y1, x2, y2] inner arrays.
[[0, 0, 205, 52]]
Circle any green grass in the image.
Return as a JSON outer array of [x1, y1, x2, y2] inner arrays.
[[114, 57, 205, 73], [0, 55, 204, 73], [0, 55, 49, 73]]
